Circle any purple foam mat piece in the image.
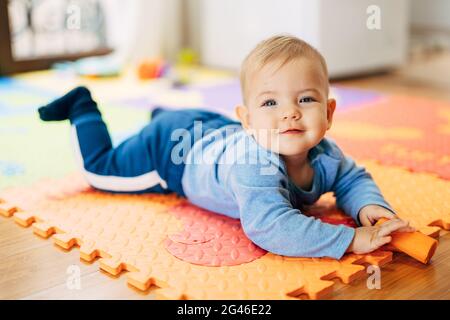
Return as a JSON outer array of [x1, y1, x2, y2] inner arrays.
[[331, 86, 384, 111], [114, 97, 154, 110], [115, 81, 242, 117], [181, 80, 243, 114]]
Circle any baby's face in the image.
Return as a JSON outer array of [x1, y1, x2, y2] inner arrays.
[[237, 57, 335, 157]]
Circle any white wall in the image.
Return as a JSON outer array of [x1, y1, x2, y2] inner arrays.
[[200, 0, 320, 71], [102, 0, 182, 62], [318, 0, 409, 76], [100, 0, 450, 69], [197, 0, 409, 77]]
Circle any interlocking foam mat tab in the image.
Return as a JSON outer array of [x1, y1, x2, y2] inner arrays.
[[0, 159, 447, 299]]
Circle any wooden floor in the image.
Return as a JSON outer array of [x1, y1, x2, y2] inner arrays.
[[1, 53, 450, 300]]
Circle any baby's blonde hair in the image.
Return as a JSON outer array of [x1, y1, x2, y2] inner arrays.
[[240, 35, 329, 104]]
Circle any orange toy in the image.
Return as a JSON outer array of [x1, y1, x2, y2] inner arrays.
[[376, 217, 438, 264], [137, 58, 167, 80]]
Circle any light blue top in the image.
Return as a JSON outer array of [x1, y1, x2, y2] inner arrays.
[[181, 124, 395, 259]]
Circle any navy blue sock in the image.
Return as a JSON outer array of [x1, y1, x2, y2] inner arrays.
[[38, 86, 101, 122], [149, 106, 168, 120]]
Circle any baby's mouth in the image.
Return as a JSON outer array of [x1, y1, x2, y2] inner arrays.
[[280, 128, 306, 135]]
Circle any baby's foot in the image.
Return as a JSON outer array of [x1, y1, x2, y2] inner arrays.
[[150, 107, 166, 120], [38, 86, 99, 121]]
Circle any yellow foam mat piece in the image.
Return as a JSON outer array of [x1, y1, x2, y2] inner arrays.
[[0, 160, 448, 299], [362, 160, 450, 231]]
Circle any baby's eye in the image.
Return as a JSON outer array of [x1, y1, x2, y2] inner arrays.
[[262, 99, 277, 107], [299, 96, 315, 103]]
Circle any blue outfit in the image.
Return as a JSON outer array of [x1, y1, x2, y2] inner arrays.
[[71, 107, 238, 196], [71, 101, 394, 260], [182, 127, 395, 259]]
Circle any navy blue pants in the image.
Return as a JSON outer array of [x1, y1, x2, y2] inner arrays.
[[70, 100, 238, 197]]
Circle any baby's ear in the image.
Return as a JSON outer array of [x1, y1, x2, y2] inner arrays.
[[235, 105, 250, 129], [326, 99, 336, 130]]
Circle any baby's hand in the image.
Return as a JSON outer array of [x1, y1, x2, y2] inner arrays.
[[358, 204, 398, 226], [347, 218, 416, 254]]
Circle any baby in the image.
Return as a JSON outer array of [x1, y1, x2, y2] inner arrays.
[[38, 35, 414, 259]]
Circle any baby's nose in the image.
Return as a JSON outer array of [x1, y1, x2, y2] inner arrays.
[[282, 108, 301, 120]]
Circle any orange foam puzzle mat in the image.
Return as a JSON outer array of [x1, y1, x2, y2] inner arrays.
[[329, 95, 450, 179], [0, 160, 448, 300]]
